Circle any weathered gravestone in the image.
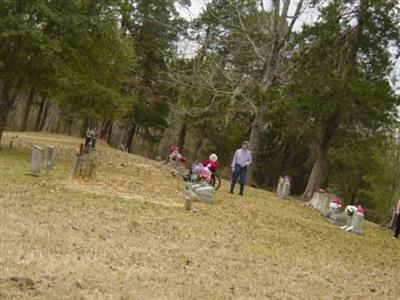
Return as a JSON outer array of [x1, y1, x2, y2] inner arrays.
[[44, 145, 55, 170], [176, 165, 186, 176], [346, 212, 364, 235], [329, 211, 364, 235], [72, 144, 97, 179], [28, 145, 42, 176], [167, 155, 186, 177], [306, 191, 335, 216], [277, 179, 290, 199], [329, 212, 351, 227], [325, 206, 341, 219], [185, 182, 215, 204]]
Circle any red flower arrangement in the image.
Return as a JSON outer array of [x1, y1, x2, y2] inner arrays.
[[331, 197, 343, 205]]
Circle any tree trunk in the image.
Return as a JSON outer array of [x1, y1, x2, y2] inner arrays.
[[39, 100, 50, 131], [35, 96, 46, 131], [20, 88, 35, 131], [125, 122, 136, 152], [81, 118, 90, 137], [382, 205, 398, 230], [106, 121, 113, 144], [177, 122, 187, 153], [193, 123, 207, 162], [157, 110, 183, 159], [245, 0, 307, 185], [0, 101, 12, 145], [42, 104, 58, 132], [100, 120, 113, 141], [247, 110, 265, 185], [302, 1, 367, 200], [64, 116, 74, 136], [0, 83, 19, 144], [302, 127, 333, 200]]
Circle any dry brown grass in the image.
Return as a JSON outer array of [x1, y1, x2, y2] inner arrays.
[[1, 132, 399, 299]]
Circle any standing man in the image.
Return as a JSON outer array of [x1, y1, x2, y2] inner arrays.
[[394, 198, 400, 239], [230, 141, 252, 196]]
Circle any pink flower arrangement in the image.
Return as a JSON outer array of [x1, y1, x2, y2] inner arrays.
[[331, 197, 343, 205], [283, 175, 292, 183], [356, 205, 365, 215]]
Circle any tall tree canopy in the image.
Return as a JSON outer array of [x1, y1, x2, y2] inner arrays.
[[288, 0, 400, 199], [0, 0, 133, 142]]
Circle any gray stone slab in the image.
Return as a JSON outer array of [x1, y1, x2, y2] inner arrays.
[[29, 145, 42, 176], [44, 145, 55, 169], [277, 181, 290, 199]]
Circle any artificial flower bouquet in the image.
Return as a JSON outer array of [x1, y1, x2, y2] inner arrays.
[[279, 175, 292, 184], [329, 197, 343, 210], [345, 205, 365, 217]]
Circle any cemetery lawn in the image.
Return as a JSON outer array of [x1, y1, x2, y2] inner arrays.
[[1, 132, 399, 300]]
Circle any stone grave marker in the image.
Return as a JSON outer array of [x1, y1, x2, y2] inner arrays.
[[329, 212, 351, 227], [72, 143, 97, 179], [193, 185, 214, 203], [277, 178, 290, 199], [28, 145, 42, 176], [346, 212, 364, 235], [185, 183, 215, 204], [176, 165, 186, 176], [325, 205, 341, 218], [44, 145, 55, 170], [306, 191, 334, 215]]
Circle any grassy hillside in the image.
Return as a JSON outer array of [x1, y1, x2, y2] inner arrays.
[[0, 132, 399, 299]]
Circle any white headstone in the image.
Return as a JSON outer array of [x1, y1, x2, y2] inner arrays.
[[185, 183, 215, 204], [308, 192, 333, 215], [347, 212, 364, 235], [329, 212, 351, 227], [176, 165, 186, 176], [29, 145, 42, 176], [277, 181, 290, 199], [44, 145, 55, 170]]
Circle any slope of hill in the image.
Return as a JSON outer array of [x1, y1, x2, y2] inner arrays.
[[0, 132, 399, 299]]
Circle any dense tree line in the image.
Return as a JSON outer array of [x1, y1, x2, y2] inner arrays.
[[1, 0, 399, 222]]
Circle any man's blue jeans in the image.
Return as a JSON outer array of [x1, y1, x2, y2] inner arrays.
[[230, 164, 247, 194]]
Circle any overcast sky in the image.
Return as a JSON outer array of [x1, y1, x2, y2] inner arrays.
[[176, 0, 400, 93]]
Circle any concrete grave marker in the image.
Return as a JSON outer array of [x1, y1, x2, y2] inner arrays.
[[45, 145, 55, 170], [72, 143, 97, 179], [185, 183, 216, 204], [277, 177, 291, 199], [344, 212, 364, 235], [306, 191, 334, 215], [340, 212, 364, 234], [29, 145, 42, 176], [329, 212, 351, 227], [176, 165, 186, 176]]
